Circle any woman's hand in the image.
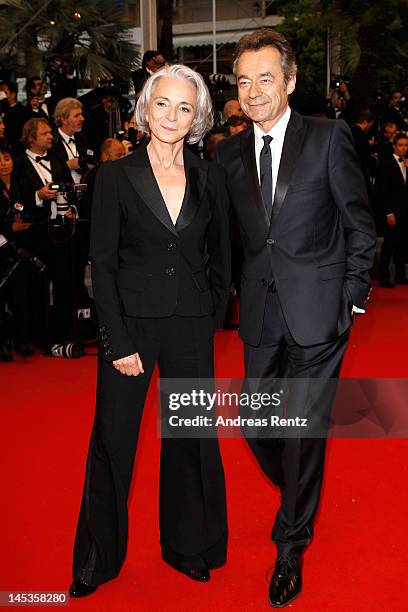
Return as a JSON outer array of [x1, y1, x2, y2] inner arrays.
[[112, 352, 144, 376]]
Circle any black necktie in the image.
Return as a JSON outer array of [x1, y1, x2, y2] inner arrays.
[[35, 155, 50, 162], [68, 138, 75, 145], [260, 135, 273, 218]]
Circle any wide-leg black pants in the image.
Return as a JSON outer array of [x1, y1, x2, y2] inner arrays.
[[72, 314, 227, 586], [244, 291, 349, 559]]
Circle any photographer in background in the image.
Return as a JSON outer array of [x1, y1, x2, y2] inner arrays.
[[45, 56, 77, 113], [384, 91, 407, 133], [119, 113, 144, 151], [84, 86, 131, 156], [325, 78, 355, 124], [13, 118, 79, 352], [131, 50, 165, 96], [0, 145, 38, 360], [51, 98, 96, 309], [23, 92, 49, 122], [51, 97, 95, 183], [377, 133, 408, 287]]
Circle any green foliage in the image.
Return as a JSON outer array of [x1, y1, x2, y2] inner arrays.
[[322, 0, 407, 104], [0, 0, 140, 81], [275, 0, 327, 110], [271, 0, 407, 110]]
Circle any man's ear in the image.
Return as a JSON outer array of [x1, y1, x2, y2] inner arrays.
[[287, 76, 296, 96]]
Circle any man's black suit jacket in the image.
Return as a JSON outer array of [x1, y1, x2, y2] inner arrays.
[[376, 156, 408, 219], [216, 109, 376, 347], [50, 130, 93, 171], [91, 140, 231, 362], [13, 153, 72, 238]]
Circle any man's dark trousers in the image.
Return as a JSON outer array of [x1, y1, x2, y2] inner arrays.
[[244, 289, 349, 558]]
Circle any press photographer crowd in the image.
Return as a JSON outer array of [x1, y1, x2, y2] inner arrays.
[[0, 50, 407, 363]]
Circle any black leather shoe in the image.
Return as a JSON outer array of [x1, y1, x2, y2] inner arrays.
[[268, 556, 301, 608], [379, 281, 395, 288], [183, 568, 211, 582], [69, 581, 98, 598]]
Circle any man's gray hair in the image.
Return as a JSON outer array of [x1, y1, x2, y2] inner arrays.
[[54, 97, 83, 127], [135, 64, 213, 144]]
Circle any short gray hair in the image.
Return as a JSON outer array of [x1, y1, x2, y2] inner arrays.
[[54, 97, 83, 127], [135, 64, 213, 144]]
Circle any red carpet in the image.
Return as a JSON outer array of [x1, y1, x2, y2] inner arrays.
[[1, 284, 407, 610]]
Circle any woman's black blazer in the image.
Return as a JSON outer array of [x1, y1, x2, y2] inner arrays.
[[91, 140, 231, 362]]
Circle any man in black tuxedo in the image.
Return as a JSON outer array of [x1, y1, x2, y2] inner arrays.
[[50, 97, 96, 306], [13, 118, 78, 348], [383, 91, 407, 133], [216, 29, 376, 607], [378, 133, 408, 287], [51, 97, 95, 183]]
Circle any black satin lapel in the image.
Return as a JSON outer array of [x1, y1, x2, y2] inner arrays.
[[271, 117, 307, 222], [123, 148, 178, 237], [175, 165, 206, 232], [240, 128, 270, 226]]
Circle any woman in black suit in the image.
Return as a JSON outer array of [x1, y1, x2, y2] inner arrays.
[[70, 65, 231, 598]]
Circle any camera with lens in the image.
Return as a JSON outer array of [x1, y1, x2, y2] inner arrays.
[[78, 150, 95, 170], [330, 75, 350, 95], [5, 200, 30, 224], [50, 182, 86, 213], [330, 76, 342, 90]]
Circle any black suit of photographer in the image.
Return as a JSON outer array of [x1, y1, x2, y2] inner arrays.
[[50, 130, 95, 182], [0, 178, 39, 347], [51, 129, 95, 306], [13, 153, 79, 344], [377, 155, 408, 283]]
